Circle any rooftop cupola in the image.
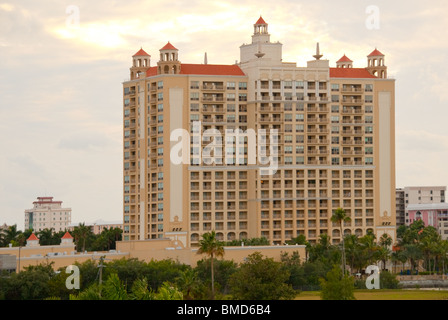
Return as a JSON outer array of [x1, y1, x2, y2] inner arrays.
[[158, 42, 181, 74], [366, 48, 387, 78], [130, 48, 150, 80]]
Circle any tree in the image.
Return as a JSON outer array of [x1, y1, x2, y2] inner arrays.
[[319, 264, 355, 301], [378, 233, 393, 271], [196, 230, 224, 299], [1, 225, 22, 247], [72, 223, 92, 252], [229, 252, 296, 300], [331, 208, 351, 275]]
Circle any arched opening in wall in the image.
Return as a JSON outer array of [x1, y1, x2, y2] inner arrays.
[[332, 229, 340, 238], [344, 229, 352, 236], [355, 229, 363, 237], [381, 70, 385, 78], [171, 53, 176, 61], [164, 65, 170, 74], [227, 232, 236, 241], [138, 59, 142, 67], [165, 53, 169, 61], [191, 233, 199, 242], [239, 232, 248, 240], [216, 232, 224, 241], [172, 65, 177, 74]]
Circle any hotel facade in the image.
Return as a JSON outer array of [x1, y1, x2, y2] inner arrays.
[[122, 18, 396, 247]]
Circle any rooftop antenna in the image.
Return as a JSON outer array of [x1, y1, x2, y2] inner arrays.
[[313, 42, 323, 60]]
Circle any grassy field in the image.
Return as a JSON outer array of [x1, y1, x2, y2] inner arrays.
[[295, 289, 448, 300]]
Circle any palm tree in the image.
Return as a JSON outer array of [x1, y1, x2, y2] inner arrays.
[[73, 223, 92, 252], [331, 208, 351, 275], [197, 230, 224, 299], [2, 224, 22, 246]]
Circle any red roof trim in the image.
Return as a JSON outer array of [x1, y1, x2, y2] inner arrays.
[[255, 16, 267, 25], [368, 48, 384, 57], [180, 64, 246, 76], [27, 233, 39, 241], [62, 232, 73, 239], [133, 48, 150, 57], [145, 64, 246, 77], [330, 68, 377, 79], [160, 42, 178, 51], [337, 55, 353, 63]]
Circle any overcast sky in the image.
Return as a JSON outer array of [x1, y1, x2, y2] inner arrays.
[[1, 0, 447, 231]]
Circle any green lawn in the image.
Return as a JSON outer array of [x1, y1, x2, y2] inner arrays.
[[295, 289, 448, 300]]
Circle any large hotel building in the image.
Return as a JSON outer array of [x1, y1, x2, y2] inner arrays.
[[122, 17, 396, 247]]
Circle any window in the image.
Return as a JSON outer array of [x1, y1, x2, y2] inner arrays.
[[331, 126, 339, 134], [332, 147, 339, 155], [365, 126, 373, 134], [365, 157, 374, 165], [157, 81, 163, 89], [331, 84, 340, 91], [227, 82, 236, 90], [190, 92, 199, 101], [296, 114, 304, 122], [227, 104, 235, 112], [239, 93, 247, 101], [285, 156, 293, 165], [365, 95, 373, 103], [295, 81, 304, 89], [331, 116, 340, 123], [190, 81, 199, 89], [157, 92, 163, 101], [332, 158, 340, 165], [331, 95, 339, 103], [365, 147, 373, 155], [285, 146, 293, 154], [284, 81, 293, 89], [124, 98, 130, 106], [239, 82, 247, 90], [365, 84, 373, 92], [365, 105, 373, 113], [227, 93, 236, 101], [296, 146, 304, 154], [296, 124, 304, 133], [190, 114, 199, 122], [331, 105, 339, 113], [285, 114, 293, 122], [190, 103, 199, 112]]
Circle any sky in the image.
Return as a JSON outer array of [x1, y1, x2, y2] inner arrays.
[[1, 0, 448, 231]]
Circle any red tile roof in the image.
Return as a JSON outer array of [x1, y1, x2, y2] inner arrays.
[[180, 64, 246, 76], [160, 42, 178, 51], [337, 55, 353, 63], [145, 64, 246, 77], [368, 48, 384, 57], [330, 68, 377, 79], [256, 16, 267, 25], [27, 233, 39, 241], [61, 232, 73, 239], [133, 48, 150, 57]]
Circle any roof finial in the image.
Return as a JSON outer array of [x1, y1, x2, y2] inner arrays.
[[313, 42, 323, 60]]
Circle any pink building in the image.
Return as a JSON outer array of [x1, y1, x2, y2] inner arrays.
[[407, 203, 448, 238]]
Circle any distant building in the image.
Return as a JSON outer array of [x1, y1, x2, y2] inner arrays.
[[24, 197, 72, 232], [396, 186, 446, 226], [68, 219, 123, 235], [407, 203, 448, 240]]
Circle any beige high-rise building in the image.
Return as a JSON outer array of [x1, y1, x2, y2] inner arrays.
[[122, 17, 396, 247], [24, 197, 72, 232]]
